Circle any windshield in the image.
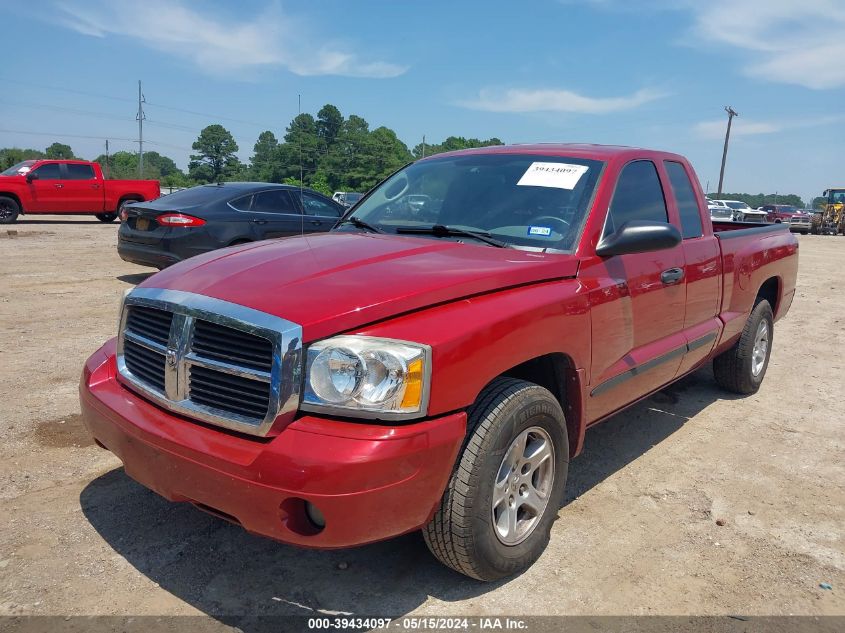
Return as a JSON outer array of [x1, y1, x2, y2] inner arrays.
[[0, 160, 36, 176], [725, 201, 750, 210], [341, 153, 604, 251]]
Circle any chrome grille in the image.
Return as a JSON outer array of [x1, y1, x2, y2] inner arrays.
[[125, 306, 172, 346], [116, 288, 302, 436], [123, 338, 166, 392], [191, 319, 273, 372], [188, 364, 271, 419]]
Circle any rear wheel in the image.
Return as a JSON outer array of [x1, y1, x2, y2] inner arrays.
[[713, 299, 774, 394], [423, 377, 569, 581], [96, 212, 118, 223], [0, 196, 20, 224]]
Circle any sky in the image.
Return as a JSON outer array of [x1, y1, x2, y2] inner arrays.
[[1, 0, 844, 202]]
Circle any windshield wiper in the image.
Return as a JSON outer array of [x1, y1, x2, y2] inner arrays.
[[338, 216, 385, 234], [395, 224, 510, 248]]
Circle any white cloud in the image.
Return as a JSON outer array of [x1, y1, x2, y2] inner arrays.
[[693, 114, 845, 140], [562, 0, 845, 89], [693, 119, 782, 140], [687, 0, 845, 89], [52, 0, 407, 78], [458, 87, 666, 114]]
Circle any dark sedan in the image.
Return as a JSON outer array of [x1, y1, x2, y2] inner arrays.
[[117, 183, 344, 269]]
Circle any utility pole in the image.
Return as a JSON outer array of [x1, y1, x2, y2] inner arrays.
[[422, 135, 426, 159], [104, 139, 110, 179], [717, 106, 738, 196], [136, 80, 146, 178]]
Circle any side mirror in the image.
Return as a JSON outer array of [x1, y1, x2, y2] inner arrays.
[[596, 220, 682, 257], [25, 171, 38, 183]]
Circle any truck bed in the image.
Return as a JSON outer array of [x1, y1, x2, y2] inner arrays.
[[713, 221, 798, 353]]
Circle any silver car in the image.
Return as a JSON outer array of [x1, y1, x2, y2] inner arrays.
[[708, 199, 734, 221]]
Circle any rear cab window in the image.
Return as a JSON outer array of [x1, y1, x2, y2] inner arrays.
[[66, 164, 96, 180], [664, 161, 703, 239]]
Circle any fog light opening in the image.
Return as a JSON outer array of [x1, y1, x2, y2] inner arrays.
[[305, 501, 326, 530]]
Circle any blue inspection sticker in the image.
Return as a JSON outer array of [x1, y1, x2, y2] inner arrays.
[[528, 226, 552, 237]]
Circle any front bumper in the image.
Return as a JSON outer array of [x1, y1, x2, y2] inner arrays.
[[80, 340, 466, 548]]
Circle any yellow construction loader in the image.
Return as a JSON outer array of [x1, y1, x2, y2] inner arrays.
[[814, 188, 845, 235]]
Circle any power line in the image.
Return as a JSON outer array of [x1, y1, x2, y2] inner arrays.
[[0, 76, 275, 129], [0, 128, 137, 142], [0, 77, 136, 103], [144, 101, 274, 129], [0, 99, 133, 123], [0, 127, 192, 154]]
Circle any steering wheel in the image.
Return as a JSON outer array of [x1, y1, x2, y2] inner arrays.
[[528, 215, 570, 235], [383, 173, 410, 202]]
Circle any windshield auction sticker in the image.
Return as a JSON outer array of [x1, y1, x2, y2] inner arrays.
[[517, 162, 588, 189]]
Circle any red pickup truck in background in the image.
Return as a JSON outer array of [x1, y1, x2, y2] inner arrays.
[[80, 144, 798, 581], [0, 159, 160, 224]]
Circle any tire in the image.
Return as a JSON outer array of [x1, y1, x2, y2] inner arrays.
[[0, 196, 20, 224], [96, 212, 118, 223], [423, 377, 569, 581], [713, 299, 774, 394]]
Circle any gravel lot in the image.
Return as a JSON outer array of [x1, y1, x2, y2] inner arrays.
[[0, 218, 843, 622]]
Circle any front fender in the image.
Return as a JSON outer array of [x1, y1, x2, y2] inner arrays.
[[355, 278, 590, 418]]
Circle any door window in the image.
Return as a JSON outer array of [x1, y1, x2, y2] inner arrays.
[[664, 161, 703, 239], [66, 164, 96, 180], [301, 192, 342, 217], [229, 194, 253, 211], [251, 190, 298, 214], [603, 160, 668, 237], [32, 163, 62, 180]]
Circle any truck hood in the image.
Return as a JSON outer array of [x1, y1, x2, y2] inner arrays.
[[143, 232, 579, 341]]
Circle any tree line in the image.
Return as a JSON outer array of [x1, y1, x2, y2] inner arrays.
[[1, 104, 503, 196], [0, 109, 812, 205]]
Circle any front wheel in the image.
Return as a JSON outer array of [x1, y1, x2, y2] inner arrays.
[[713, 299, 774, 394], [96, 212, 118, 223], [423, 378, 569, 581], [0, 196, 20, 224]]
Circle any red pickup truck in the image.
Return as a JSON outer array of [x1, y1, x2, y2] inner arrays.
[[0, 159, 160, 224], [80, 144, 797, 581]]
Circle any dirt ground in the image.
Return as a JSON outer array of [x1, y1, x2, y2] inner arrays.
[[0, 217, 843, 622]]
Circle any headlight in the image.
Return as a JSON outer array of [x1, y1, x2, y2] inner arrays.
[[302, 336, 430, 419]]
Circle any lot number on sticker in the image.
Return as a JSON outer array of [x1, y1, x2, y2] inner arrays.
[[517, 162, 588, 190]]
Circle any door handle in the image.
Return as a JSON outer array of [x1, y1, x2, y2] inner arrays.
[[54, 183, 64, 188], [310, 220, 321, 226], [252, 219, 268, 225], [660, 267, 684, 284], [91, 184, 100, 189]]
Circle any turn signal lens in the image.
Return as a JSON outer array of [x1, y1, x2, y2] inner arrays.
[[156, 213, 206, 227]]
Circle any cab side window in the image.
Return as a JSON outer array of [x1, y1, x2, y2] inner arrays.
[[32, 163, 62, 180], [301, 192, 342, 217], [664, 161, 703, 239], [66, 164, 95, 180], [603, 160, 668, 237], [252, 190, 298, 214]]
